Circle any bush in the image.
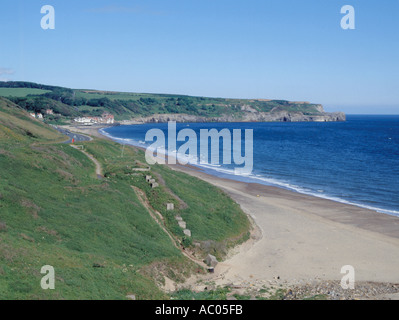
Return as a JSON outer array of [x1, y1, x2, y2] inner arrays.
[[182, 236, 192, 248]]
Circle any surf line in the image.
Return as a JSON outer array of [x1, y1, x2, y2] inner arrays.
[[145, 121, 253, 175]]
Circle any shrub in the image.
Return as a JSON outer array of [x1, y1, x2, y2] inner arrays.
[[182, 236, 192, 248]]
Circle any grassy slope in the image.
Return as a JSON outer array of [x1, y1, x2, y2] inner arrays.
[[0, 98, 65, 142], [80, 139, 251, 259], [0, 82, 326, 121], [0, 98, 250, 299], [0, 98, 183, 299], [75, 90, 322, 118], [0, 88, 51, 98]]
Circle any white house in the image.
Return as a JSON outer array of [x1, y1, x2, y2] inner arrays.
[[74, 112, 115, 125]]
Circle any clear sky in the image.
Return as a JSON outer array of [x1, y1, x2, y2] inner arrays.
[[0, 0, 398, 114]]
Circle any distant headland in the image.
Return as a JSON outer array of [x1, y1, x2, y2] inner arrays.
[[0, 81, 345, 125]]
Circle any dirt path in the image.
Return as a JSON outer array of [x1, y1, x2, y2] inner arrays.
[[70, 145, 103, 179], [151, 171, 188, 210], [66, 135, 204, 267], [131, 186, 207, 269]]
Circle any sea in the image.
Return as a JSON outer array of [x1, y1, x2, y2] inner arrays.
[[101, 115, 399, 217]]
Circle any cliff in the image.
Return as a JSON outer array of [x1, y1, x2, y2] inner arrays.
[[0, 82, 346, 123], [121, 105, 346, 124]]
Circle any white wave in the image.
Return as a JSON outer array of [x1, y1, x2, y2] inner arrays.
[[191, 162, 399, 218], [99, 128, 399, 218]]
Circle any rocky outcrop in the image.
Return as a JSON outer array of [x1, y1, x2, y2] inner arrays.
[[120, 105, 346, 124]]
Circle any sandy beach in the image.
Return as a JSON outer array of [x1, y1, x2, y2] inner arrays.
[[170, 165, 399, 286], [64, 124, 399, 296]]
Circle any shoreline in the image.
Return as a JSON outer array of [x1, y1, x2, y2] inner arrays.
[[170, 163, 399, 298], [88, 123, 399, 217], [64, 124, 399, 292]]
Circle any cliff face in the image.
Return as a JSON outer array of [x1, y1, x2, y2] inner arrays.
[[121, 106, 346, 124]]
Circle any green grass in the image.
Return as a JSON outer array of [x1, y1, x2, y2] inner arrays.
[[0, 141, 187, 299], [0, 98, 65, 142], [75, 90, 159, 101], [0, 88, 51, 98], [0, 103, 182, 299], [76, 105, 107, 112], [80, 138, 251, 260], [0, 99, 251, 299], [152, 165, 250, 255]]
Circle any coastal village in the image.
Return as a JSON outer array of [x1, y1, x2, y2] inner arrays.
[[30, 109, 115, 125], [73, 112, 115, 125]]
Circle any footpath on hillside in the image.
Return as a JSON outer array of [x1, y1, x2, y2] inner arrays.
[[69, 145, 103, 179]]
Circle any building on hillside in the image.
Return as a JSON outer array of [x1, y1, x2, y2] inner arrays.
[[74, 112, 115, 125], [101, 112, 115, 124], [45, 109, 54, 115], [30, 113, 44, 120]]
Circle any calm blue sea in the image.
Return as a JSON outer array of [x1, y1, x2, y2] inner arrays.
[[102, 115, 399, 217]]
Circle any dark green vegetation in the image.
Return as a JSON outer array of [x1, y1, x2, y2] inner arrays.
[[0, 81, 326, 122], [0, 88, 51, 98], [0, 97, 250, 299]]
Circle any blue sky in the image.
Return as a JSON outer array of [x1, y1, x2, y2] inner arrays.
[[0, 0, 398, 114]]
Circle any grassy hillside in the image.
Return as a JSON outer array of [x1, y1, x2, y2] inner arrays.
[[0, 81, 327, 122], [0, 98, 250, 299], [0, 88, 51, 98], [0, 98, 65, 142], [80, 139, 250, 259]]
